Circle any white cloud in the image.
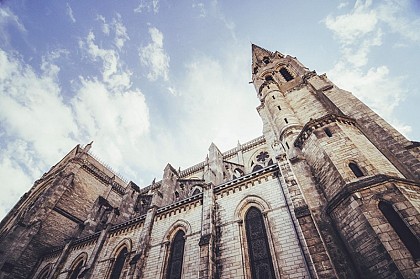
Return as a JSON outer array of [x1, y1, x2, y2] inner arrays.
[[66, 3, 76, 23], [113, 14, 129, 49], [134, 0, 159, 14], [139, 27, 170, 81], [324, 0, 416, 136], [0, 48, 78, 218], [97, 14, 130, 49], [175, 48, 261, 155], [97, 15, 110, 35]]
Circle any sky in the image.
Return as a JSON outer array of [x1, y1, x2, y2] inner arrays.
[[0, 0, 419, 220]]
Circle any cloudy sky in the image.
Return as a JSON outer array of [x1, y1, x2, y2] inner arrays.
[[0, 0, 419, 219]]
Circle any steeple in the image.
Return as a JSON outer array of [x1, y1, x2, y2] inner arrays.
[[251, 44, 285, 75]]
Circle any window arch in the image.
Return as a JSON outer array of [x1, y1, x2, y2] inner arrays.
[[349, 162, 364, 178], [245, 207, 276, 279], [109, 246, 128, 279], [378, 201, 420, 260], [36, 264, 51, 279], [68, 257, 85, 279], [166, 230, 186, 279]]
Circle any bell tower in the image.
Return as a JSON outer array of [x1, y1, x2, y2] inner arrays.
[[252, 44, 420, 278]]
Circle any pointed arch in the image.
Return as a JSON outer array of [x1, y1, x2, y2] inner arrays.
[[107, 239, 132, 279], [36, 263, 52, 279], [68, 253, 87, 279], [378, 201, 420, 260]]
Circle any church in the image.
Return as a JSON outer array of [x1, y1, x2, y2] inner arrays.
[[0, 45, 419, 279]]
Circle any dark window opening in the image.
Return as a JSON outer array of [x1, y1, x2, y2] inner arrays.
[[285, 142, 289, 149], [277, 105, 281, 110], [37, 267, 50, 279], [280, 68, 294, 81], [69, 260, 84, 279], [253, 67, 258, 74], [252, 165, 263, 173], [175, 191, 179, 199], [166, 230, 185, 279], [324, 128, 332, 137], [192, 188, 201, 196], [272, 95, 275, 100], [265, 75, 273, 81], [284, 118, 288, 124], [349, 163, 364, 178], [263, 56, 270, 64], [245, 207, 276, 279], [379, 201, 420, 260], [109, 247, 128, 279]]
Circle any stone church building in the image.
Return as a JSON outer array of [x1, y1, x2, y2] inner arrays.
[[0, 45, 419, 279]]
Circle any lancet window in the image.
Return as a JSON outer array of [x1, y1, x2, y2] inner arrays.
[[379, 201, 420, 260], [166, 230, 186, 279], [109, 247, 128, 279], [245, 207, 276, 279]]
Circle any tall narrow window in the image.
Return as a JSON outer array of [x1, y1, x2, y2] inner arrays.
[[166, 230, 185, 279], [349, 163, 364, 178], [109, 247, 128, 279], [245, 207, 276, 279], [69, 260, 84, 279], [279, 68, 294, 81], [379, 201, 420, 260]]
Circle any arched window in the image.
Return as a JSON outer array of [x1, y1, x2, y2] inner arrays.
[[379, 201, 420, 260], [192, 188, 201, 196], [166, 230, 185, 279], [37, 265, 51, 279], [68, 259, 84, 279], [349, 163, 364, 178], [245, 207, 276, 279], [109, 247, 128, 279]]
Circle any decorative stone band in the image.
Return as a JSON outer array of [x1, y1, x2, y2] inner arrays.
[[325, 174, 420, 214], [294, 114, 357, 149]]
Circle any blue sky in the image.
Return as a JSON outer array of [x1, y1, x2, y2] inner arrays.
[[0, 0, 419, 219]]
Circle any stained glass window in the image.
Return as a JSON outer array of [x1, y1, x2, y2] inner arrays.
[[166, 230, 185, 279], [245, 207, 276, 279]]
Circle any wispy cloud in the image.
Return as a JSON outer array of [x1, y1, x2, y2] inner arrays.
[[97, 14, 130, 49], [0, 7, 26, 46], [139, 27, 170, 81], [66, 3, 76, 23], [134, 0, 159, 14]]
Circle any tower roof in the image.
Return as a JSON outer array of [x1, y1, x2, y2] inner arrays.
[[251, 44, 273, 67]]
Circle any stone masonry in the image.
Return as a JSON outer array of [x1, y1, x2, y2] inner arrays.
[[0, 45, 419, 279]]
